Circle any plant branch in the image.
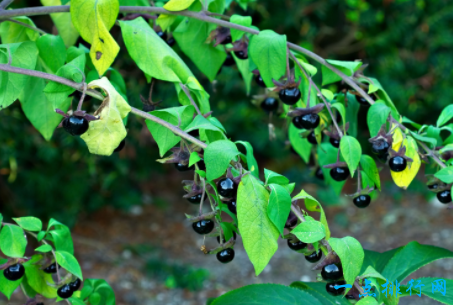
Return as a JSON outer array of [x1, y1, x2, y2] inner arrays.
[[5, 17, 47, 34], [180, 83, 202, 116], [0, 0, 14, 10], [290, 202, 306, 222]]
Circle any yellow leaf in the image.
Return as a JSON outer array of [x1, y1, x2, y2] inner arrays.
[[156, 14, 178, 31], [390, 136, 421, 189], [80, 77, 131, 156], [163, 0, 196, 11]]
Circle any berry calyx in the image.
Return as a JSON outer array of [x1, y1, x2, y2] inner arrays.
[[300, 113, 320, 129], [217, 231, 237, 243], [223, 53, 235, 66], [307, 131, 318, 145], [371, 140, 390, 156], [62, 116, 89, 136], [292, 116, 304, 129], [192, 219, 214, 235], [69, 278, 82, 291], [187, 193, 206, 204], [389, 156, 407, 172], [114, 139, 125, 152], [315, 167, 324, 180], [353, 195, 371, 208], [437, 190, 452, 204], [57, 284, 73, 299], [174, 163, 192, 172], [321, 263, 343, 281], [255, 74, 266, 88], [330, 167, 350, 181], [227, 199, 237, 214], [217, 177, 238, 198], [326, 280, 347, 296], [234, 50, 248, 60], [279, 88, 301, 105], [287, 239, 307, 251], [3, 264, 25, 281], [261, 98, 279, 113], [304, 250, 322, 263], [216, 248, 235, 263], [43, 263, 58, 274], [329, 137, 340, 148]]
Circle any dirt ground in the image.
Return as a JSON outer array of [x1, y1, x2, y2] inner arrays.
[[2, 171, 453, 305]]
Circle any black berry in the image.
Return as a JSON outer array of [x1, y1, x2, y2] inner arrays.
[[321, 263, 343, 281], [307, 131, 318, 145], [192, 219, 214, 235], [326, 280, 347, 296], [156, 31, 167, 41], [330, 167, 350, 181], [437, 190, 452, 204], [279, 88, 301, 105], [57, 284, 73, 299], [43, 263, 58, 274], [216, 248, 235, 263], [300, 113, 320, 129], [36, 303, 44, 305], [69, 278, 82, 291], [305, 250, 322, 263], [187, 193, 206, 204], [353, 195, 371, 208], [174, 163, 192, 172], [217, 177, 237, 198], [167, 37, 176, 47], [217, 231, 237, 243], [345, 294, 355, 299], [227, 199, 237, 214], [223, 53, 235, 66], [255, 74, 266, 88], [389, 156, 407, 172], [284, 212, 298, 228], [219, 35, 232, 45], [287, 239, 307, 251], [371, 140, 390, 156], [3, 264, 25, 281], [356, 94, 376, 105], [62, 116, 89, 136], [114, 139, 125, 152], [261, 98, 279, 113], [234, 50, 248, 60], [292, 116, 305, 129], [428, 183, 438, 190], [330, 137, 340, 148], [315, 167, 324, 181]]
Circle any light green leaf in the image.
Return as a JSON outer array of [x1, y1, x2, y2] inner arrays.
[[340, 135, 362, 177], [0, 224, 27, 258], [321, 89, 334, 101], [409, 131, 437, 150], [49, 227, 74, 254], [13, 217, 42, 231], [267, 184, 292, 235], [156, 14, 178, 32], [230, 15, 252, 41], [437, 105, 453, 127], [235, 141, 259, 177], [291, 219, 326, 243], [204, 140, 240, 181], [41, 0, 80, 47], [163, 0, 196, 11], [55, 251, 83, 280], [36, 34, 66, 74], [176, 76, 211, 114], [189, 151, 202, 167], [359, 265, 387, 282], [185, 114, 223, 133], [237, 175, 279, 276], [80, 77, 131, 156], [264, 168, 290, 185], [289, 124, 312, 163], [0, 17, 39, 44], [0, 261, 23, 299], [356, 297, 379, 305], [232, 52, 253, 95], [360, 155, 381, 191], [317, 143, 346, 195], [35, 244, 53, 253], [358, 77, 399, 117], [24, 256, 58, 298], [434, 167, 453, 184], [331, 102, 346, 125], [249, 30, 287, 88], [367, 102, 391, 137], [322, 60, 362, 86]]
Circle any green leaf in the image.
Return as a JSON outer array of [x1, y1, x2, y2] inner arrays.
[[235, 141, 259, 177], [204, 140, 240, 181], [434, 167, 453, 184], [291, 219, 326, 243], [437, 105, 453, 127], [0, 41, 39, 110], [0, 262, 23, 299], [267, 184, 292, 236], [289, 124, 312, 163], [0, 17, 39, 44], [232, 53, 253, 95], [249, 30, 287, 88], [41, 0, 80, 47], [331, 102, 346, 125], [173, 18, 225, 81], [359, 265, 387, 282], [317, 143, 346, 195], [402, 277, 453, 305], [337, 91, 360, 137], [35, 244, 53, 253], [409, 131, 437, 149], [322, 60, 362, 86], [189, 152, 202, 167], [37, 231, 46, 242], [185, 115, 223, 133], [358, 77, 399, 117], [36, 34, 66, 74], [120, 18, 194, 83], [367, 102, 391, 137], [290, 281, 351, 305], [237, 175, 279, 275], [329, 237, 364, 294], [0, 224, 27, 258], [55, 251, 83, 280], [49, 227, 74, 254], [84, 279, 116, 305], [381, 241, 453, 282], [360, 155, 381, 190], [24, 256, 58, 298], [340, 135, 362, 177], [360, 248, 401, 274], [212, 284, 322, 305], [80, 78, 131, 156], [356, 297, 379, 305], [176, 77, 211, 114], [13, 217, 42, 231], [163, 0, 196, 11], [230, 15, 252, 41], [264, 168, 290, 185], [321, 89, 334, 101]]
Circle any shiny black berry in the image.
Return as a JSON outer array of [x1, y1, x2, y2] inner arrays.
[[292, 116, 304, 129], [356, 94, 376, 105], [234, 50, 248, 60], [428, 183, 438, 190], [307, 131, 318, 145], [437, 190, 452, 204], [353, 195, 371, 208], [330, 167, 350, 181], [227, 199, 237, 214], [217, 177, 237, 198], [3, 264, 25, 281], [187, 193, 205, 204], [156, 31, 167, 41], [114, 139, 125, 152], [371, 141, 390, 156], [330, 137, 340, 148], [321, 263, 343, 281], [326, 280, 347, 296], [216, 248, 235, 263], [43, 263, 58, 274], [315, 167, 324, 180], [261, 98, 279, 113], [219, 35, 232, 45], [284, 212, 298, 228], [217, 231, 237, 243], [389, 156, 407, 172], [167, 37, 176, 47], [57, 284, 73, 299], [287, 239, 307, 251], [62, 116, 89, 136], [69, 278, 82, 291], [279, 88, 301, 105], [223, 53, 235, 66], [192, 219, 214, 235], [174, 163, 192, 172], [300, 113, 320, 129], [255, 74, 266, 88], [305, 250, 322, 263]]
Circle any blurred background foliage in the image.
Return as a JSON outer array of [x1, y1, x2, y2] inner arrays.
[[0, 0, 451, 224]]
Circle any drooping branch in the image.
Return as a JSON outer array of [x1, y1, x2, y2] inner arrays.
[[4, 17, 47, 34], [0, 0, 14, 10]]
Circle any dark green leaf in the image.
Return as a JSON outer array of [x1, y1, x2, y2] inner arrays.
[[340, 135, 362, 176], [289, 124, 312, 163], [290, 281, 351, 305], [360, 155, 381, 190], [264, 168, 290, 185], [235, 141, 259, 177], [437, 105, 453, 127], [367, 102, 391, 137], [267, 184, 292, 235], [322, 60, 362, 86], [36, 34, 66, 73]]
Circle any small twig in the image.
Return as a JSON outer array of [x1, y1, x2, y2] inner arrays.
[[285, 48, 291, 80], [290, 202, 306, 222], [180, 83, 202, 116], [199, 178, 207, 216], [76, 82, 87, 112], [306, 79, 312, 108], [354, 280, 365, 295], [6, 17, 47, 34], [356, 166, 362, 192], [148, 78, 155, 102], [0, 0, 14, 10]]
